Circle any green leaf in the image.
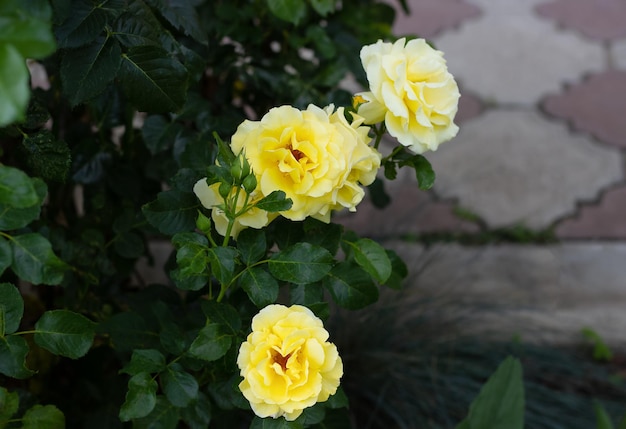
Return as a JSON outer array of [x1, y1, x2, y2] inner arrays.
[[159, 322, 187, 356], [188, 323, 231, 362], [119, 45, 189, 113], [309, 0, 334, 16], [162, 365, 199, 408], [134, 396, 179, 429], [143, 190, 199, 235], [582, 327, 613, 362], [0, 177, 46, 231], [142, 115, 183, 155], [55, 0, 108, 48], [34, 310, 96, 359], [146, 0, 207, 44], [344, 238, 392, 283], [266, 0, 307, 25], [399, 154, 435, 190], [289, 283, 323, 306], [181, 392, 211, 429], [269, 243, 334, 284], [0, 12, 55, 59], [120, 349, 166, 375], [0, 44, 28, 127], [60, 36, 122, 106], [0, 165, 38, 208], [9, 233, 67, 285], [0, 386, 19, 425], [236, 228, 267, 265], [323, 262, 378, 310], [240, 267, 279, 308], [98, 312, 159, 353], [119, 372, 158, 421], [0, 283, 23, 336], [385, 249, 408, 289], [0, 238, 12, 277], [0, 335, 34, 379], [594, 401, 615, 429], [302, 219, 343, 255], [22, 405, 65, 429], [200, 301, 241, 335], [251, 416, 304, 429], [21, 131, 72, 183], [458, 356, 524, 429], [112, 4, 161, 48], [254, 190, 293, 212], [206, 246, 239, 286]]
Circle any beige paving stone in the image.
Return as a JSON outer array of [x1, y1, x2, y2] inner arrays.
[[387, 241, 626, 344], [427, 110, 623, 229], [433, 1, 605, 104]]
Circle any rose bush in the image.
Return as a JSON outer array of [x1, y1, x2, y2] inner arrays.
[[357, 37, 460, 154], [237, 304, 343, 421]]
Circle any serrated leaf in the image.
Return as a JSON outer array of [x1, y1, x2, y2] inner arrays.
[[9, 233, 67, 285], [119, 372, 158, 421], [180, 392, 211, 429], [0, 335, 34, 379], [254, 190, 293, 212], [344, 238, 392, 283], [22, 404, 64, 429], [0, 386, 19, 425], [162, 365, 199, 408], [302, 219, 342, 255], [112, 5, 161, 48], [21, 131, 72, 182], [0, 165, 37, 209], [142, 115, 183, 154], [385, 249, 408, 290], [34, 310, 96, 359], [119, 45, 188, 113], [206, 246, 239, 286], [0, 283, 23, 336], [269, 243, 333, 284], [0, 44, 28, 127], [60, 36, 121, 106], [120, 349, 166, 375], [134, 396, 179, 429], [240, 267, 279, 308], [159, 322, 187, 355], [399, 154, 435, 190], [188, 323, 231, 362], [289, 283, 323, 306], [0, 178, 46, 230], [55, 0, 108, 48], [236, 228, 267, 265], [200, 301, 241, 335], [323, 262, 378, 310], [266, 0, 307, 25], [0, 14, 56, 59], [459, 356, 524, 429], [143, 190, 199, 235], [146, 0, 207, 44]]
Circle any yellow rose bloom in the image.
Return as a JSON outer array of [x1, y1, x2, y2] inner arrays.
[[231, 104, 381, 222], [237, 304, 343, 421], [193, 179, 275, 238], [357, 37, 460, 154]]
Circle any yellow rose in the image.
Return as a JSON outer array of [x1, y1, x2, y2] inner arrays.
[[237, 304, 343, 421], [231, 104, 381, 222], [357, 38, 460, 154], [193, 179, 275, 238]]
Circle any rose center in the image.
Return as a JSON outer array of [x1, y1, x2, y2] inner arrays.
[[273, 351, 291, 371], [291, 149, 305, 161]]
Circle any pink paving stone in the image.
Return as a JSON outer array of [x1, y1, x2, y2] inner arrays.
[[542, 70, 626, 148], [536, 0, 626, 41], [334, 185, 479, 239], [556, 186, 626, 239], [390, 0, 481, 39]]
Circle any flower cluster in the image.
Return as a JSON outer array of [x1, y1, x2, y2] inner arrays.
[[356, 37, 460, 154], [237, 305, 343, 421]]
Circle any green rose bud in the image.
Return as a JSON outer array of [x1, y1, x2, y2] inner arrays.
[[219, 181, 232, 200], [195, 211, 212, 235], [242, 174, 257, 195]]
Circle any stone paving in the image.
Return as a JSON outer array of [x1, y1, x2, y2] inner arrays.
[[336, 0, 626, 344]]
